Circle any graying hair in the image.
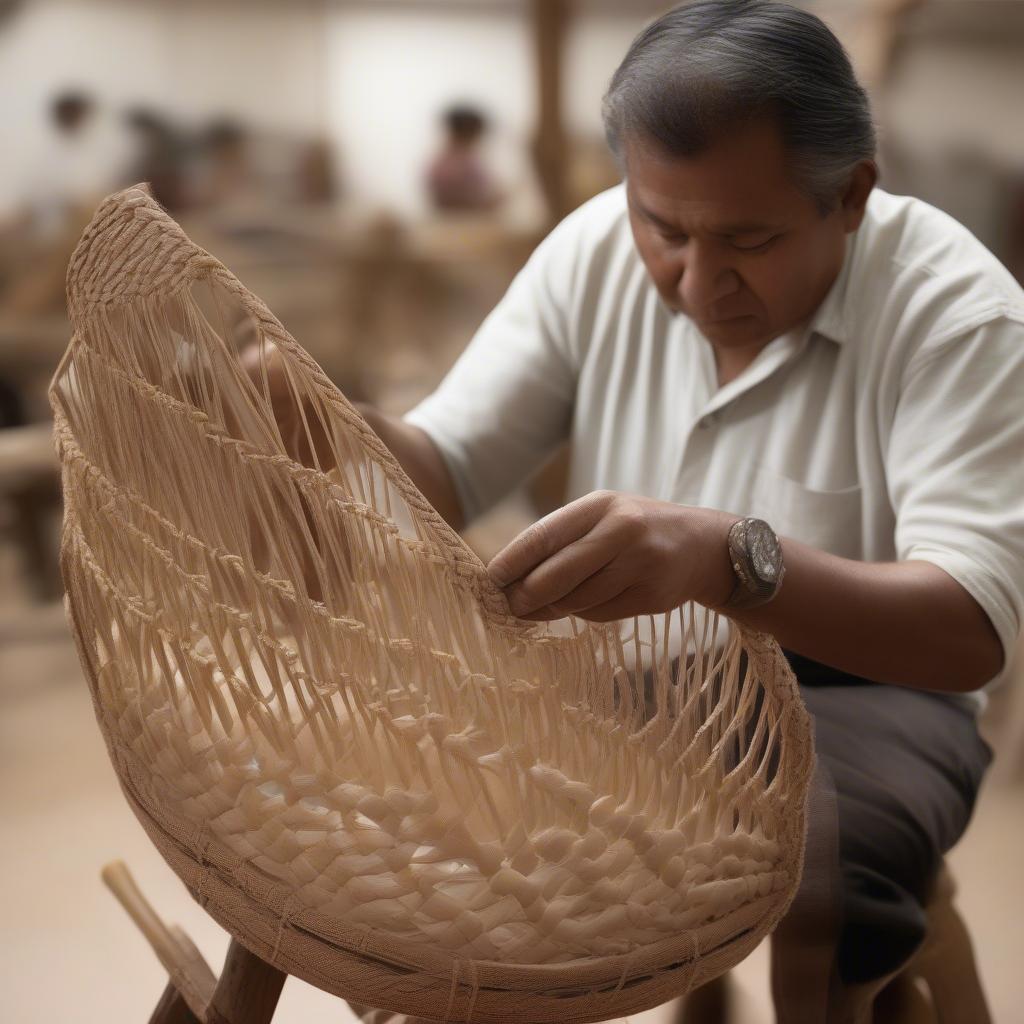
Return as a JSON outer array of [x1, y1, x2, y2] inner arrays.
[[602, 0, 876, 209]]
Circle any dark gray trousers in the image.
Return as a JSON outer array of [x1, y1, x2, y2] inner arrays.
[[785, 652, 992, 984]]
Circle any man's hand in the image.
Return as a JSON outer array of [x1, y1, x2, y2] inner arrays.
[[238, 340, 335, 469], [239, 340, 465, 531], [487, 490, 736, 621]]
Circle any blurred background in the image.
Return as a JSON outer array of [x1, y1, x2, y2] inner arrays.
[[1, 0, 1022, 1021]]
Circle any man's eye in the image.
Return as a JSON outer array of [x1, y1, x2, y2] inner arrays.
[[732, 234, 780, 253], [658, 230, 688, 244]]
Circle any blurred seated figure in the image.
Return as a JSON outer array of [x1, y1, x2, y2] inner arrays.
[[295, 136, 339, 205], [18, 89, 131, 241], [425, 104, 501, 214], [190, 117, 259, 210], [124, 107, 187, 212], [1, 89, 128, 315], [0, 376, 26, 430], [24, 90, 97, 241]]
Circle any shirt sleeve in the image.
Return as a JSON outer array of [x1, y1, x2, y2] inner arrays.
[[403, 216, 583, 525], [888, 316, 1024, 685]]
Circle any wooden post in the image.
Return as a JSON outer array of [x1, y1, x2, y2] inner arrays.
[[531, 0, 571, 226]]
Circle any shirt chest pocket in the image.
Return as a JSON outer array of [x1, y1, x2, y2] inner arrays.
[[749, 467, 864, 560]]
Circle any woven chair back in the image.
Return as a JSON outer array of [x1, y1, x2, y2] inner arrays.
[[50, 186, 813, 1023]]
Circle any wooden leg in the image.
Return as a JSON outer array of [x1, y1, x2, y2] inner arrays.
[[873, 973, 935, 1024], [771, 761, 844, 1023], [149, 980, 202, 1024], [909, 867, 992, 1024], [672, 972, 731, 1023], [205, 939, 287, 1024]]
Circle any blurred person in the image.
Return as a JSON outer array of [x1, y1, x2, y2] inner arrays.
[[0, 375, 26, 429], [425, 104, 501, 213], [0, 88, 129, 315], [17, 89, 128, 241], [190, 118, 258, 210], [124, 107, 187, 212], [295, 136, 339, 205], [248, 0, 1023, 996]]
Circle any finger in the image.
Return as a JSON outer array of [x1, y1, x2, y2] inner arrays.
[[487, 491, 612, 588], [550, 562, 634, 616], [568, 585, 648, 624], [515, 577, 632, 622], [514, 562, 631, 621], [239, 342, 322, 464], [504, 530, 616, 616], [240, 341, 296, 414], [239, 339, 276, 392]]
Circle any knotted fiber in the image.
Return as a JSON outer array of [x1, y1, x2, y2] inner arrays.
[[49, 186, 813, 1022]]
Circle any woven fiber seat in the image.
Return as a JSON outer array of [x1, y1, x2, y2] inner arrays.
[[50, 186, 813, 1023]]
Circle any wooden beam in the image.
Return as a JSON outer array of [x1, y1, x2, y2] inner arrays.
[[531, 0, 571, 225]]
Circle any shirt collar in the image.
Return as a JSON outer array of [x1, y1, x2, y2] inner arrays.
[[806, 228, 859, 346]]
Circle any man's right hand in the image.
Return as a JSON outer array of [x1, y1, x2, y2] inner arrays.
[[239, 340, 333, 470], [239, 341, 464, 532]]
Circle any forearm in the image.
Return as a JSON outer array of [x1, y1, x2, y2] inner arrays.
[[712, 526, 1004, 693], [296, 401, 464, 530], [486, 492, 1004, 695]]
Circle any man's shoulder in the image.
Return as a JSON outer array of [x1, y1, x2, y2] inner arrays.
[[518, 183, 645, 324], [538, 184, 635, 267], [853, 190, 1024, 337], [559, 182, 630, 233]]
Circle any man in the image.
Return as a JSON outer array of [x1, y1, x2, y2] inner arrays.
[[260, 0, 1024, 994]]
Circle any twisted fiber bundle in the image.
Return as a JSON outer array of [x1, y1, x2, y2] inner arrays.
[[50, 186, 813, 1022]]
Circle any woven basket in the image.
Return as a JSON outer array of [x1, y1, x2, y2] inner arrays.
[[49, 186, 813, 1023]]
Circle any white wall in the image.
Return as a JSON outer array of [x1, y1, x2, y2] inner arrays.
[[325, 5, 647, 216], [564, 11, 649, 138], [0, 0, 649, 218], [325, 6, 534, 217], [0, 0, 328, 215]]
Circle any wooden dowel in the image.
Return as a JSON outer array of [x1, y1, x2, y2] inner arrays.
[[170, 925, 218, 994], [101, 860, 217, 1014], [102, 860, 192, 977]]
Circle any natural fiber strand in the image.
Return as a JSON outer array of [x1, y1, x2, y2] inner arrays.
[[50, 185, 814, 1023]]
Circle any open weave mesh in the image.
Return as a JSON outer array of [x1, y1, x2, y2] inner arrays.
[[50, 186, 813, 1022]]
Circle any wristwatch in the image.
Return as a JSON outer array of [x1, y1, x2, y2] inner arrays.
[[725, 517, 785, 609]]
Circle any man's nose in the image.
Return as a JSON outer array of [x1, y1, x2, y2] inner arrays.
[[677, 241, 740, 314]]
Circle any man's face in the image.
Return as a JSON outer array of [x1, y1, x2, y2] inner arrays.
[[625, 118, 867, 355]]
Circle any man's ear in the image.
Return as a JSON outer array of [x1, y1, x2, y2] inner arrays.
[[841, 160, 878, 232]]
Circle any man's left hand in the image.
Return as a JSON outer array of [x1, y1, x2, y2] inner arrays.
[[486, 490, 736, 621]]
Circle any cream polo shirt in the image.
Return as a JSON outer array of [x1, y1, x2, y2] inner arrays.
[[405, 185, 1024, 700]]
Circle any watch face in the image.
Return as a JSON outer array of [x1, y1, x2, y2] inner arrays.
[[747, 520, 781, 583]]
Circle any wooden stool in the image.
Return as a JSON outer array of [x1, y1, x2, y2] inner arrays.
[[676, 863, 990, 1024], [102, 863, 286, 1024], [104, 767, 990, 1024], [674, 764, 991, 1024]]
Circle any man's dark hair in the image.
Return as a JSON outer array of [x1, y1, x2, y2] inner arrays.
[[51, 89, 93, 133], [602, 0, 875, 208], [443, 104, 488, 144]]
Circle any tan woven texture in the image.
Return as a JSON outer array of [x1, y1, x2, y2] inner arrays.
[[49, 186, 814, 1022]]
